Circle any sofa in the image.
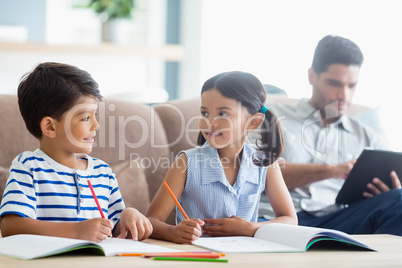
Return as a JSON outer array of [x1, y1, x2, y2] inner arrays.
[[0, 94, 375, 228], [0, 95, 205, 226]]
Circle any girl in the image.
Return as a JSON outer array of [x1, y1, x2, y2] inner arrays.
[[146, 71, 297, 244]]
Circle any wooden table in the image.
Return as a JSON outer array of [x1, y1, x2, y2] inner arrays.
[[0, 235, 401, 267]]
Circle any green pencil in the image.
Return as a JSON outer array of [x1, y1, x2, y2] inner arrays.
[[153, 257, 228, 262]]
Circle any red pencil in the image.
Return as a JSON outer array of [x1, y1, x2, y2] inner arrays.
[[87, 180, 105, 218], [163, 181, 189, 220], [117, 252, 225, 257], [143, 253, 224, 258]]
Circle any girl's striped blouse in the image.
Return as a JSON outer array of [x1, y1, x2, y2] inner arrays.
[[177, 142, 267, 226], [0, 149, 125, 226]]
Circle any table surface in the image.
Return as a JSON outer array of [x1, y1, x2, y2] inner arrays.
[[1, 234, 401, 267]]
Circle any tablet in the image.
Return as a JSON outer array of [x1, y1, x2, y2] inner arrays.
[[335, 149, 402, 204]]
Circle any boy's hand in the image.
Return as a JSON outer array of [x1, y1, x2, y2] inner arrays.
[[76, 218, 113, 243], [172, 219, 204, 244], [117, 207, 153, 241], [202, 215, 255, 237]]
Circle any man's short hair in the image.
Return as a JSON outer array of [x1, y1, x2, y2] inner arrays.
[[312, 35, 364, 74], [17, 62, 102, 138]]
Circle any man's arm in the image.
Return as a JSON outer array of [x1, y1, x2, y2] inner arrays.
[[280, 160, 355, 190]]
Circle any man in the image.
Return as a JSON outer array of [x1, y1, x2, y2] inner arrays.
[[259, 35, 402, 235]]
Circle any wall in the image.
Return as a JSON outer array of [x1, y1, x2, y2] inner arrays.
[[0, 0, 46, 42], [0, 0, 170, 103]]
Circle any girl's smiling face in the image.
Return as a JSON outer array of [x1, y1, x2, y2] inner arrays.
[[199, 88, 252, 149]]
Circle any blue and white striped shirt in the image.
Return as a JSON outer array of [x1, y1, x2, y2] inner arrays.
[[177, 142, 267, 225], [0, 149, 125, 226]]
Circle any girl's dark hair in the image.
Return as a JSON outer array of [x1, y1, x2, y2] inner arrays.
[[17, 62, 102, 138], [197, 71, 284, 166]]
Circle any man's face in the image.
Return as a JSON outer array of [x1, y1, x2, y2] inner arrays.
[[309, 64, 360, 119]]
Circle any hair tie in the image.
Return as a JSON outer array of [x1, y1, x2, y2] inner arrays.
[[261, 106, 269, 114]]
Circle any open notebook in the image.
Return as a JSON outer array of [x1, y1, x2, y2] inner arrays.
[[0, 235, 182, 260], [193, 223, 374, 253]]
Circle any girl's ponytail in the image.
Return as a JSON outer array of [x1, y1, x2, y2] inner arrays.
[[254, 105, 285, 167]]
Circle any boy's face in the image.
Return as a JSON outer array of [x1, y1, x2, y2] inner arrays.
[[55, 95, 100, 155]]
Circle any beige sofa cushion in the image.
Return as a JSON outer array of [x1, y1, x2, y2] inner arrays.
[[0, 95, 38, 207], [154, 98, 201, 158], [266, 94, 370, 116], [0, 95, 38, 168], [0, 166, 8, 205], [90, 99, 171, 200], [0, 96, 170, 221], [111, 160, 150, 214]]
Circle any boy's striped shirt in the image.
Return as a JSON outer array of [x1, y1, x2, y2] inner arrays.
[[0, 149, 125, 226]]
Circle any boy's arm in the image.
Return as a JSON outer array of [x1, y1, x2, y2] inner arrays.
[[0, 214, 113, 243]]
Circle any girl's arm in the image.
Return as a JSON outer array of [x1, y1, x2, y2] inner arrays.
[[146, 154, 204, 244], [264, 161, 298, 225], [0, 214, 113, 242]]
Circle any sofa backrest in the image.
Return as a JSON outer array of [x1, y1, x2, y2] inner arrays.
[[0, 93, 377, 224], [90, 99, 171, 201], [0, 95, 39, 168], [154, 98, 201, 158], [0, 95, 39, 201], [153, 95, 374, 159]]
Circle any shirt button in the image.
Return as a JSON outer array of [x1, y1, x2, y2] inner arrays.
[[80, 198, 83, 203], [80, 187, 84, 191], [77, 177, 80, 181]]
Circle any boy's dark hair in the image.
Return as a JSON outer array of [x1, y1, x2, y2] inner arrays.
[[312, 35, 364, 74], [197, 71, 284, 166], [18, 62, 103, 138]]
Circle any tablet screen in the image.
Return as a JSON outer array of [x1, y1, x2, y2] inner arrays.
[[335, 149, 402, 204]]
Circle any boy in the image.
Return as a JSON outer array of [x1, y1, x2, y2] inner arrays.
[[0, 62, 152, 242]]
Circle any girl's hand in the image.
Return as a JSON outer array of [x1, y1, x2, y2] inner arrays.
[[202, 215, 257, 237], [172, 219, 204, 244], [76, 218, 113, 243], [116, 207, 153, 241]]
